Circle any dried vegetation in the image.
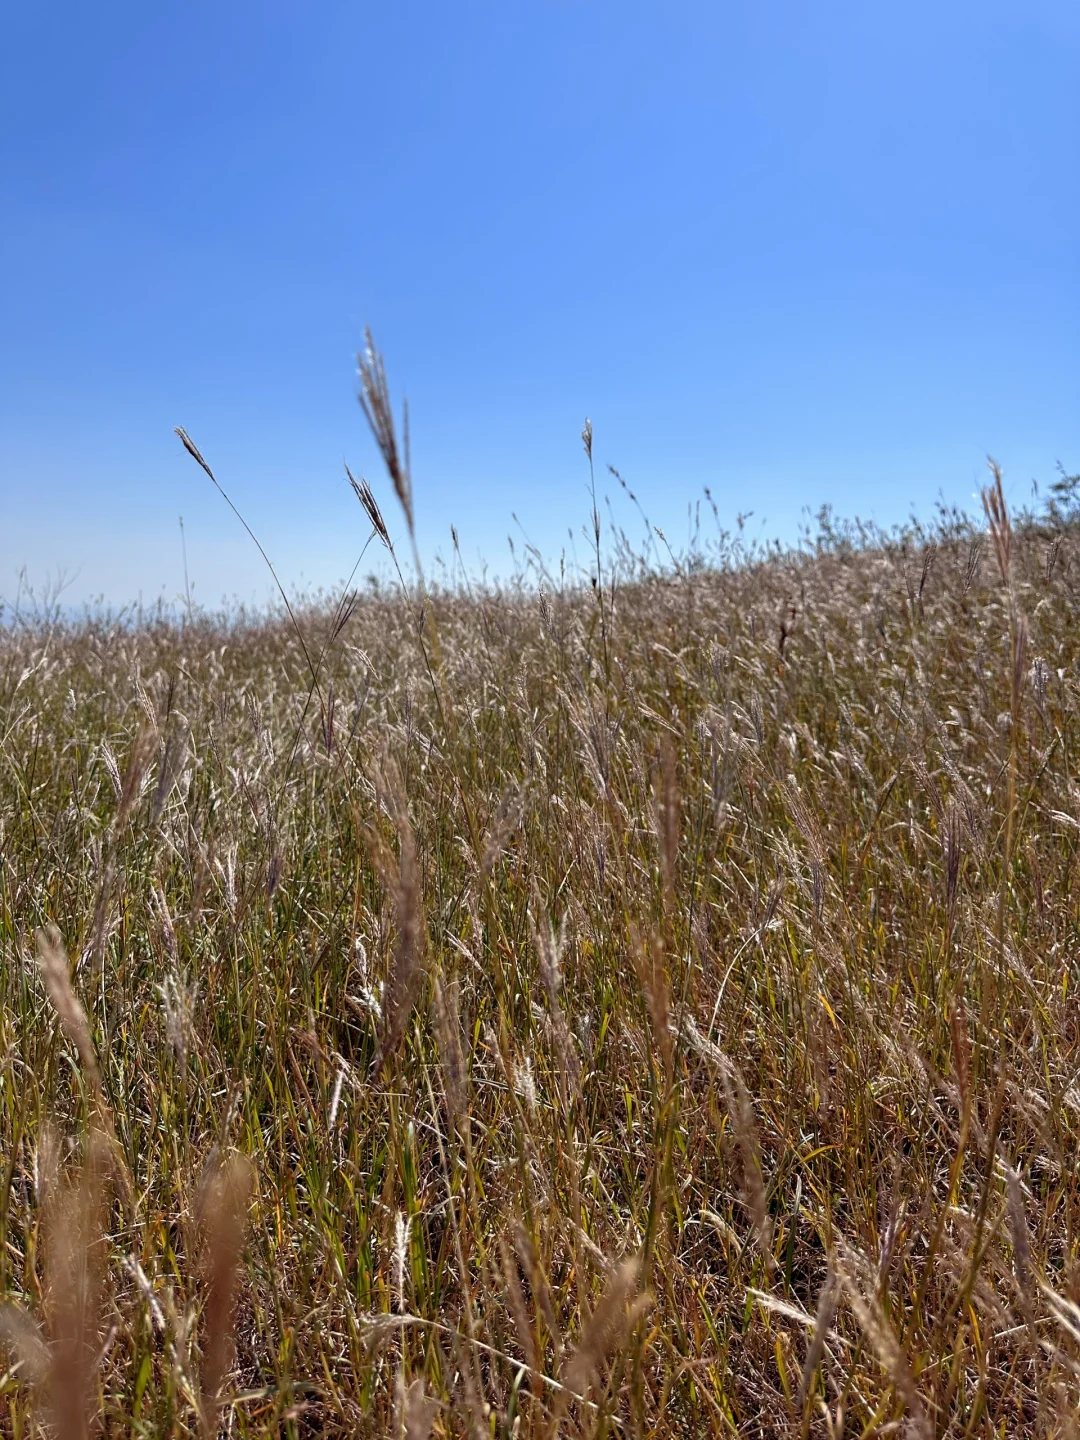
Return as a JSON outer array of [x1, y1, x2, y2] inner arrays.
[[2, 348, 1080, 1435]]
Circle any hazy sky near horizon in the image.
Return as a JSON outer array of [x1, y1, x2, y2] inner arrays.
[[2, 2, 1077, 609]]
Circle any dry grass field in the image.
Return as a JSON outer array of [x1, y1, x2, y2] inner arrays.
[[3, 356, 1080, 1435]]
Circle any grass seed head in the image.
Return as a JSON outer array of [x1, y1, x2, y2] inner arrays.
[[357, 329, 414, 538], [36, 926, 102, 1097], [563, 1257, 644, 1397], [196, 1152, 254, 1436]]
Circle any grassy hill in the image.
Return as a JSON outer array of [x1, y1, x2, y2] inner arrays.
[[3, 444, 1080, 1435]]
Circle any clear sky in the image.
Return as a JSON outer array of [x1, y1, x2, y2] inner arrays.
[[2, 2, 1077, 609]]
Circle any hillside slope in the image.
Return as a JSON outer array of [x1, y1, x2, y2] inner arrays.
[[2, 498, 1080, 1435]]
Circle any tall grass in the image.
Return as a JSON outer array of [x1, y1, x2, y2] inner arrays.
[[2, 348, 1080, 1435]]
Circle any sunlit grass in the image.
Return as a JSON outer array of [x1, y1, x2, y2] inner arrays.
[[2, 354, 1080, 1435]]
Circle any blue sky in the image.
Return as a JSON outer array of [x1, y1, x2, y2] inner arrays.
[[2, 1, 1077, 608]]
